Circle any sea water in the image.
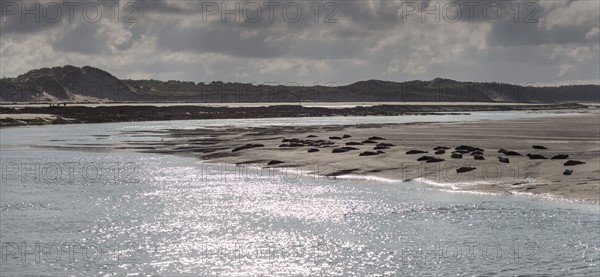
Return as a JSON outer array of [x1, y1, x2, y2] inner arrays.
[[1, 111, 598, 275]]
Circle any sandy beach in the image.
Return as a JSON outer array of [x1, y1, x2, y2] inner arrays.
[[124, 111, 600, 203]]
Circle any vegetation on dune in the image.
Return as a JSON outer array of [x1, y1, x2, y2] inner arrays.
[[1, 65, 598, 103]]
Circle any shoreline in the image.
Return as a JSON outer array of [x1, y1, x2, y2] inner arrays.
[[117, 112, 599, 203], [174, 158, 599, 205], [0, 102, 588, 127]]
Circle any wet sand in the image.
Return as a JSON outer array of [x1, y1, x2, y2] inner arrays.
[[128, 112, 600, 203]]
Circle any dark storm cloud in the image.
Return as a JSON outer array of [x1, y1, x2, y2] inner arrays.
[[486, 0, 599, 46], [155, 23, 291, 58], [52, 22, 105, 54], [0, 1, 65, 34], [129, 0, 199, 14]]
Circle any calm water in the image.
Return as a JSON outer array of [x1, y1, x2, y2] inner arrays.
[[1, 111, 598, 275]]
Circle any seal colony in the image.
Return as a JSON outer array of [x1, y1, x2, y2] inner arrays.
[[121, 112, 600, 202], [238, 137, 587, 176]]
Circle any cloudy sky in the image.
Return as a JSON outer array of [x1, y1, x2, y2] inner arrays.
[[1, 0, 598, 85]]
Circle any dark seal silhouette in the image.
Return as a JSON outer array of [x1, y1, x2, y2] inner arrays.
[[417, 156, 434, 161], [527, 154, 547, 160], [332, 148, 348, 153], [346, 142, 363, 146], [406, 150, 427, 154], [232, 144, 264, 152], [451, 153, 463, 159], [377, 143, 396, 147], [426, 158, 445, 163], [456, 167, 476, 173], [564, 160, 586, 166]]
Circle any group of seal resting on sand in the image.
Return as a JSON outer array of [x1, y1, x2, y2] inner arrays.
[[232, 136, 586, 175]]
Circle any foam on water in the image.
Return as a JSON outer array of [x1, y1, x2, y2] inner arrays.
[[328, 174, 402, 183]]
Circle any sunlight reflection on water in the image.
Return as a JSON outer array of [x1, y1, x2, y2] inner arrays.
[[1, 111, 598, 275], [1, 149, 598, 275]]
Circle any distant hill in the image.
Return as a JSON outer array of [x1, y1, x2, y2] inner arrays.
[[1, 65, 598, 103]]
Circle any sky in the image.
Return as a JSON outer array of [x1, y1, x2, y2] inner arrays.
[[1, 0, 599, 86]]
